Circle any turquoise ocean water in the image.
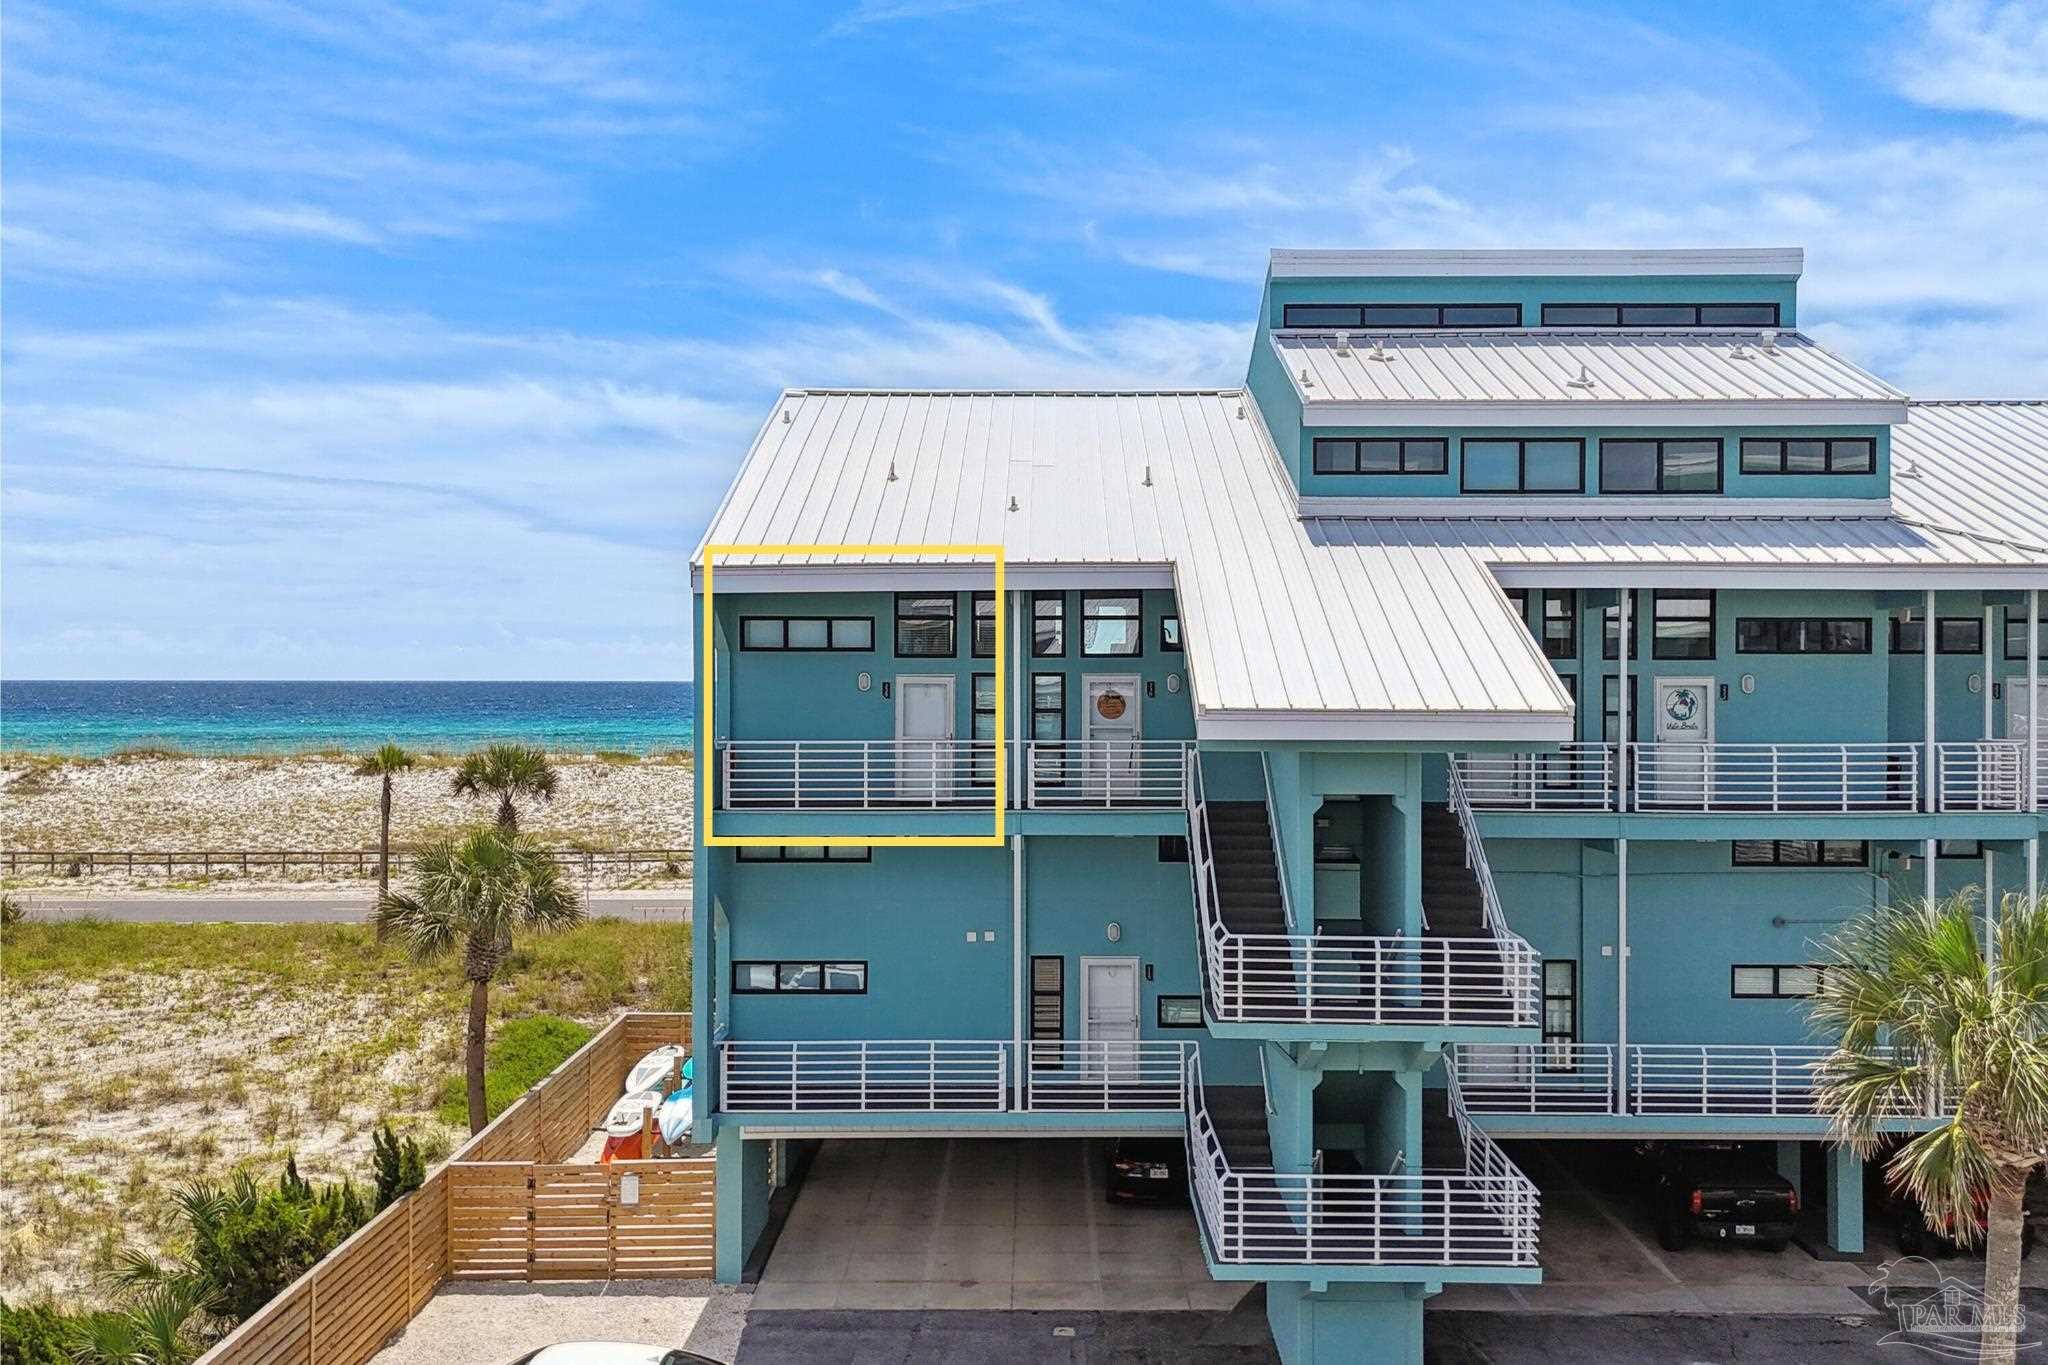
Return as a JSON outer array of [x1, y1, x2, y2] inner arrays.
[[0, 681, 696, 756]]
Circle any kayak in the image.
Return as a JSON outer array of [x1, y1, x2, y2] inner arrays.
[[657, 1086, 694, 1146], [625, 1045, 689, 1096], [604, 1088, 664, 1137]]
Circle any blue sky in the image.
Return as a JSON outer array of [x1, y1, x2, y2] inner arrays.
[[6, 0, 2048, 681]]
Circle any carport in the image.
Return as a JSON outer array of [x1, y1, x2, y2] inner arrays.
[[752, 1137, 1249, 1311]]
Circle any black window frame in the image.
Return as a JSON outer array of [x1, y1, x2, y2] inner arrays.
[[1032, 592, 1066, 658], [1598, 438, 1724, 495], [1540, 590, 1577, 661], [732, 960, 869, 994], [1938, 839, 1984, 859], [971, 592, 998, 659], [1281, 302, 1522, 329], [1735, 617, 1873, 655], [970, 672, 998, 787], [1602, 594, 1640, 662], [738, 616, 876, 652], [1651, 591, 1716, 661], [2004, 608, 2048, 660], [1540, 302, 1781, 328], [1730, 963, 1827, 999], [1158, 835, 1189, 863], [1459, 437, 1585, 494], [1541, 960, 1577, 1071], [1156, 995, 1205, 1028], [1311, 437, 1450, 476], [1731, 840, 1869, 868], [893, 592, 957, 658], [1160, 614, 1183, 652], [1890, 617, 1985, 655], [1080, 592, 1143, 658], [1602, 674, 1639, 744], [1738, 436, 1877, 476], [1030, 955, 1064, 1041], [735, 845, 873, 863]]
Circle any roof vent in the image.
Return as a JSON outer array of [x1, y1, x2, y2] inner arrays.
[[1008, 494, 1020, 511], [1235, 402, 1245, 420], [1299, 366, 1314, 388], [1142, 464, 1154, 488], [1896, 458, 1923, 480], [781, 408, 792, 424], [1333, 334, 1352, 356], [1728, 340, 1753, 360], [1564, 363, 1596, 390], [1367, 338, 1395, 363], [887, 460, 899, 483], [1759, 329, 1779, 354]]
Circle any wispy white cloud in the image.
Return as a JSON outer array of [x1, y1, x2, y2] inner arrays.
[[1893, 0, 2048, 122], [827, 0, 1018, 37]]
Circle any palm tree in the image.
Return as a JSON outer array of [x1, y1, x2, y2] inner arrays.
[[450, 743, 558, 834], [1810, 891, 2048, 1365], [374, 828, 583, 1133], [352, 743, 415, 898]]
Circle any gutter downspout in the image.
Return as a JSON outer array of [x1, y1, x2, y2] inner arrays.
[[1617, 590, 1631, 812], [1616, 837, 1629, 1115], [1012, 833, 1025, 1100], [2031, 590, 2040, 903], [1926, 589, 1937, 904]]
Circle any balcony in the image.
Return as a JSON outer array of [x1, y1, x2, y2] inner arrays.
[[1186, 1057, 1540, 1269], [715, 739, 1190, 811], [717, 1039, 1192, 1115], [1449, 1043, 1941, 1121], [1452, 740, 2034, 814]]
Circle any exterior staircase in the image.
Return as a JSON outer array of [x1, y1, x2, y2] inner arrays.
[[1207, 800, 1289, 934], [1206, 1084, 1275, 1170], [1420, 803, 1488, 939]]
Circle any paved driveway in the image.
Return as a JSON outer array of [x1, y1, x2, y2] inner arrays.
[[753, 1138, 1246, 1312]]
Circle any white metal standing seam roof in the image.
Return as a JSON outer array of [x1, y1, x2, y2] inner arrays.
[[1892, 402, 2048, 551], [696, 389, 1577, 740], [1270, 329, 1907, 418]]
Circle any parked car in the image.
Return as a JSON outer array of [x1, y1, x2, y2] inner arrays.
[[1891, 1188, 2036, 1260], [506, 1345, 720, 1365], [1105, 1136, 1186, 1203], [1645, 1144, 1798, 1251]]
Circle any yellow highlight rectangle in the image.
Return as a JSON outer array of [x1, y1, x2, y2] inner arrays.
[[700, 543, 1006, 848]]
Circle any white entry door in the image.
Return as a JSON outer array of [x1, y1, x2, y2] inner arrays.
[[1081, 956, 1141, 1081], [894, 675, 955, 803], [1081, 675, 1141, 799], [1641, 676, 1714, 807], [2009, 677, 2048, 804]]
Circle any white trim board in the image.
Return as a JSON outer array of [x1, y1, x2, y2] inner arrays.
[[1267, 248, 1805, 279], [1297, 495, 1896, 520], [1297, 400, 1909, 427], [1194, 709, 1575, 743]]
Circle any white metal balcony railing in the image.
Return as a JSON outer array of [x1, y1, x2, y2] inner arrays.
[[1449, 1043, 1943, 1120], [1451, 741, 2033, 814], [715, 739, 1189, 811], [716, 1039, 1192, 1114], [1186, 759, 1541, 1030], [1185, 1054, 1540, 1268]]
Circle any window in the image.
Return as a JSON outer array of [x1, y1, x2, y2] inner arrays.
[[1652, 591, 1716, 660], [1602, 675, 1639, 743], [971, 673, 997, 786], [1600, 439, 1722, 494], [1732, 840, 1869, 867], [1939, 839, 1984, 859], [895, 594, 956, 657], [1542, 961, 1577, 1070], [1540, 302, 1781, 327], [1890, 617, 1985, 655], [1032, 674, 1066, 784], [1158, 835, 1189, 862], [1157, 996, 1204, 1028], [1312, 437, 1449, 475], [739, 617, 875, 652], [1030, 956, 1064, 1040], [1541, 590, 1577, 661], [1602, 595, 1639, 661], [733, 960, 868, 994], [1461, 438, 1583, 493], [1281, 302, 1521, 328], [1736, 617, 1872, 654], [1731, 964, 1825, 999], [1032, 593, 1065, 657], [2004, 608, 2048, 660], [1160, 615, 1183, 652], [1738, 437, 1876, 476], [1081, 593, 1142, 656], [1505, 588, 1529, 626], [736, 845, 872, 862], [972, 592, 998, 658]]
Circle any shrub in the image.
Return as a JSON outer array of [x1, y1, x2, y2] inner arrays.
[[0, 895, 24, 930], [436, 1014, 593, 1128], [371, 1124, 425, 1211], [184, 1161, 370, 1324], [0, 1299, 79, 1365]]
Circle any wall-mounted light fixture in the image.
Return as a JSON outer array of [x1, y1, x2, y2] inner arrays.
[[1146, 680, 1156, 699], [1106, 921, 1122, 943], [1969, 673, 1984, 695], [1718, 683, 1730, 701], [1740, 674, 1757, 695], [881, 680, 892, 700], [857, 672, 872, 693], [1166, 674, 1182, 694]]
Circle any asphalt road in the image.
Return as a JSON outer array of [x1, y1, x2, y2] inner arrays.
[[13, 890, 693, 923]]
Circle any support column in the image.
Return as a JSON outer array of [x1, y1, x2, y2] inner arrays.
[[1826, 1144, 1864, 1255], [1926, 838, 1937, 904], [1618, 590, 1631, 812], [1776, 1141, 1804, 1203], [2030, 589, 2040, 902], [1011, 833, 1025, 1097], [1616, 837, 1630, 1113], [1925, 588, 1937, 814], [714, 1126, 771, 1283]]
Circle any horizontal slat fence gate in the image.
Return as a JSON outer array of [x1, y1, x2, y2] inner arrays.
[[193, 1012, 704, 1364]]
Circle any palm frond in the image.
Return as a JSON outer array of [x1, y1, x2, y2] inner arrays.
[[352, 742, 415, 777]]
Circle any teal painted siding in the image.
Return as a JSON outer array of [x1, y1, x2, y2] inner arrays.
[[1263, 273, 1799, 331]]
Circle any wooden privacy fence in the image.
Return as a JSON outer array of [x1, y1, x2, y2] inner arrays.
[[2, 847, 693, 878], [193, 1012, 708, 1365]]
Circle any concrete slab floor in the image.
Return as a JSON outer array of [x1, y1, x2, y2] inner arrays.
[[369, 1279, 744, 1365], [736, 1307, 1281, 1365], [758, 1137, 1233, 1312]]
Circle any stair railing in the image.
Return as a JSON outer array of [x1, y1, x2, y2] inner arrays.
[[1446, 764, 1544, 1026], [1259, 752, 1298, 933]]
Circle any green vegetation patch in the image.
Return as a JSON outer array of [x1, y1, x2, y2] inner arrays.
[[438, 1013, 594, 1126]]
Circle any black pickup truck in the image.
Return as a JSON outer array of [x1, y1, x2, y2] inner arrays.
[[1647, 1144, 1799, 1251]]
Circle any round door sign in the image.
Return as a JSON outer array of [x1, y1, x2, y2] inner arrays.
[[1095, 690, 1128, 720]]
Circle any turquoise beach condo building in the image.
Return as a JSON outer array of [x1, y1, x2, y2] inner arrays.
[[690, 248, 2048, 1363]]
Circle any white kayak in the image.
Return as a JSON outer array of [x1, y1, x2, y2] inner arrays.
[[657, 1088, 694, 1146], [603, 1089, 664, 1137], [624, 1045, 688, 1096]]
